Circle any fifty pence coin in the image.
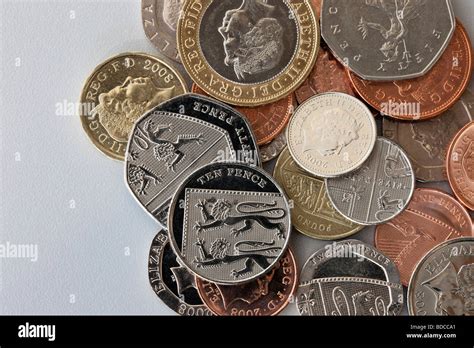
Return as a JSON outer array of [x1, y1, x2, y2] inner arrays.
[[148, 229, 213, 316], [296, 240, 404, 316], [177, 0, 320, 106], [195, 248, 297, 316], [125, 93, 260, 223], [408, 237, 474, 316], [321, 0, 456, 81], [447, 121, 474, 211], [326, 137, 415, 225], [383, 90, 474, 182], [260, 131, 287, 163], [142, 0, 183, 62], [168, 162, 292, 284], [274, 148, 363, 240], [350, 22, 474, 121], [376, 188, 474, 286], [80, 53, 187, 161], [287, 93, 377, 178]]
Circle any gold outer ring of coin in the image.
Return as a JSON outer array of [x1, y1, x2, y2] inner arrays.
[[79, 52, 188, 161], [273, 148, 363, 240], [177, 0, 320, 107]]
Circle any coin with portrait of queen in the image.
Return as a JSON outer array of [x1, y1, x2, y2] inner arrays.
[[287, 93, 377, 178]]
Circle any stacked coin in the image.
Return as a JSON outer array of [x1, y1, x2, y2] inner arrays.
[[77, 0, 474, 316]]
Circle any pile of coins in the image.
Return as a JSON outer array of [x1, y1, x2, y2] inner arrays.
[[79, 0, 474, 316]]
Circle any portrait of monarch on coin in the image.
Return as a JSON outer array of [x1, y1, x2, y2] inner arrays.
[[423, 262, 474, 316], [218, 0, 284, 81], [303, 109, 363, 157], [92, 76, 175, 142], [163, 0, 184, 31], [462, 141, 474, 182]]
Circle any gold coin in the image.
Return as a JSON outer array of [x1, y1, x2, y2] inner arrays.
[[273, 148, 363, 240], [80, 53, 187, 160], [177, 0, 319, 107]]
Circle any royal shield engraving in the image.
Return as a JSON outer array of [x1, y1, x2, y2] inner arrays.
[[181, 188, 290, 283]]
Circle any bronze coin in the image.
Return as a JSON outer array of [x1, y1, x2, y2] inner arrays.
[[196, 248, 297, 316], [383, 89, 474, 182], [447, 120, 474, 210], [375, 188, 473, 286], [349, 21, 473, 121], [295, 47, 355, 105], [191, 84, 295, 146]]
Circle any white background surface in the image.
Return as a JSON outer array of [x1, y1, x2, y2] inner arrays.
[[0, 0, 473, 315]]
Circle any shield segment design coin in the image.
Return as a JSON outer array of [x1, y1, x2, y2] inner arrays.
[[326, 137, 415, 225], [408, 237, 474, 316], [274, 148, 363, 240], [168, 163, 292, 284], [177, 0, 320, 106], [287, 93, 377, 178], [126, 94, 260, 222], [296, 240, 404, 316], [321, 0, 456, 81], [148, 229, 213, 316], [80, 53, 187, 161]]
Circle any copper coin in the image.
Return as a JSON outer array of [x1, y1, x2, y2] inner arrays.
[[447, 121, 474, 210], [196, 248, 297, 316], [383, 89, 474, 182], [295, 47, 355, 105], [191, 84, 295, 146], [349, 21, 473, 121], [375, 188, 473, 286], [310, 0, 322, 19]]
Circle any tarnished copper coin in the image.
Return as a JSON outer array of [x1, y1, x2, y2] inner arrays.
[[196, 248, 297, 316], [375, 188, 474, 286], [311, 0, 322, 18], [447, 121, 474, 210], [295, 47, 355, 104], [350, 22, 473, 121], [191, 84, 294, 146], [383, 90, 474, 182]]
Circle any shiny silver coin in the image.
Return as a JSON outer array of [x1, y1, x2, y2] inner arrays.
[[287, 93, 377, 178], [321, 0, 455, 81], [260, 131, 287, 163], [296, 240, 404, 316], [326, 137, 415, 225], [168, 162, 292, 285], [125, 94, 259, 224], [142, 0, 183, 62], [408, 237, 474, 316], [148, 229, 213, 316]]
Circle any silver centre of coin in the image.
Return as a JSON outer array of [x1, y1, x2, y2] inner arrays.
[[287, 92, 377, 178], [296, 240, 404, 316], [326, 137, 415, 225], [408, 237, 474, 316], [321, 0, 456, 81]]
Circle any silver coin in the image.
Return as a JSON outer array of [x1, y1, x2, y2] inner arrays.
[[168, 162, 292, 285], [326, 137, 415, 225], [260, 131, 287, 163], [408, 237, 474, 316], [287, 93, 377, 178], [142, 0, 183, 62], [148, 229, 213, 316], [296, 240, 404, 316], [125, 94, 259, 223], [321, 0, 456, 81]]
